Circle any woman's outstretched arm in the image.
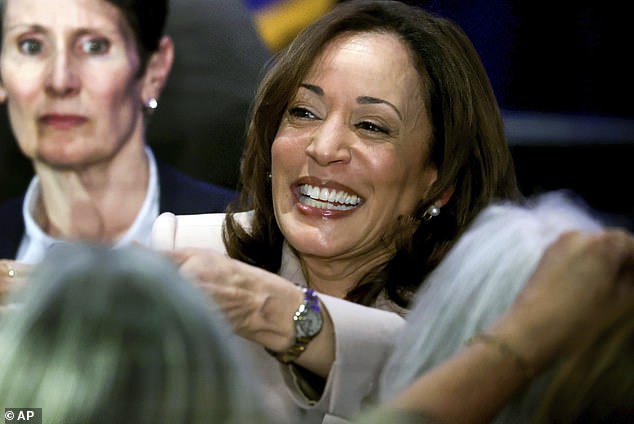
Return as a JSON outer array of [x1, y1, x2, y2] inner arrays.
[[360, 229, 634, 424]]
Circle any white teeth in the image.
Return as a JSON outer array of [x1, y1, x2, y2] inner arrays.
[[298, 184, 361, 210], [303, 198, 357, 211]]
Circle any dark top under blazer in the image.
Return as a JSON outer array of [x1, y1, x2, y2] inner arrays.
[[0, 160, 237, 259]]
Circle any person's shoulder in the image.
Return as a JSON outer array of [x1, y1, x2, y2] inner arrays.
[[156, 159, 237, 214]]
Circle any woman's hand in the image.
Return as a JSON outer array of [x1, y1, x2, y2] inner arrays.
[[167, 248, 305, 352], [491, 228, 634, 369], [0, 259, 31, 304]]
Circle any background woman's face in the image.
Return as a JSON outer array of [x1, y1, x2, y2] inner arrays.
[[271, 32, 438, 264], [0, 0, 147, 168]]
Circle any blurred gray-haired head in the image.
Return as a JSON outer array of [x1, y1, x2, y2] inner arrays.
[[0, 243, 268, 424], [378, 190, 603, 423]]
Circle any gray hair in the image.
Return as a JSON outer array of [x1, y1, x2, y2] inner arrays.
[[378, 190, 603, 423], [0, 243, 269, 424]]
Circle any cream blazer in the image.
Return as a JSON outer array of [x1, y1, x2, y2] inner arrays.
[[152, 212, 406, 424]]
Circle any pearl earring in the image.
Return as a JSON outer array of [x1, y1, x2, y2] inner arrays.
[[146, 97, 158, 112], [423, 204, 440, 221]]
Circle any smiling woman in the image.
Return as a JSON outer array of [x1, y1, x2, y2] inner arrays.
[[270, 32, 439, 294], [0, 0, 235, 266], [151, 1, 520, 422]]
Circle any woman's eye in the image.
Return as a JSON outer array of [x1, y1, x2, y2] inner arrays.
[[18, 39, 43, 55], [80, 38, 110, 55], [355, 121, 389, 134], [288, 107, 318, 120]]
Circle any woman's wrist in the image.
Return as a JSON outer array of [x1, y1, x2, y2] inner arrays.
[[293, 300, 335, 378], [485, 304, 563, 374], [388, 324, 535, 424], [265, 288, 324, 364], [465, 333, 535, 380], [258, 284, 305, 352]]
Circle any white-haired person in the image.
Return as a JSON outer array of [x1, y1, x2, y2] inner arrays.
[[0, 243, 272, 424], [353, 220, 634, 423], [371, 190, 633, 423]]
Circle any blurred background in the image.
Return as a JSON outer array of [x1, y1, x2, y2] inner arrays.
[[1, 0, 632, 227]]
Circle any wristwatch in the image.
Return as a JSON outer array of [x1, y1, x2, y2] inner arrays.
[[267, 288, 324, 364]]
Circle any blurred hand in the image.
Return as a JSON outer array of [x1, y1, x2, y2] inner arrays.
[[166, 248, 304, 352]]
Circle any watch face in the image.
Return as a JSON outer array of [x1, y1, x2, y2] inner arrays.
[[296, 308, 323, 338]]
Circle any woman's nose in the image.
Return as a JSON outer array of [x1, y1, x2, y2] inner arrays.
[[305, 119, 352, 166], [45, 50, 80, 97]]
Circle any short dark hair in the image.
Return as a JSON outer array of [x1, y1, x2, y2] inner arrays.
[[105, 0, 169, 70]]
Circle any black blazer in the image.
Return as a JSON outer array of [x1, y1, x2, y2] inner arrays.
[[0, 160, 237, 259]]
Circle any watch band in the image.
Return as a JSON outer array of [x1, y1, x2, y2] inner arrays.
[[266, 288, 323, 364]]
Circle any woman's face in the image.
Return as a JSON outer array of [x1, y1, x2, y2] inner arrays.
[[0, 0, 147, 167], [271, 32, 438, 263]]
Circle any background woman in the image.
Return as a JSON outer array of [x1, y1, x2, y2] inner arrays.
[[0, 0, 235, 269]]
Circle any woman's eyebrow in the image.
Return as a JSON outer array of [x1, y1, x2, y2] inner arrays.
[[358, 95, 403, 120], [299, 83, 324, 96], [4, 23, 47, 34]]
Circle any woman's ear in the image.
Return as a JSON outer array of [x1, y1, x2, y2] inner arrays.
[[140, 35, 174, 103], [436, 186, 454, 208]]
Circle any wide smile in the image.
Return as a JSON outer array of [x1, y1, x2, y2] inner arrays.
[[294, 183, 364, 216]]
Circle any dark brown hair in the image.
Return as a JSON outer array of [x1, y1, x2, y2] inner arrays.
[[225, 0, 520, 307]]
